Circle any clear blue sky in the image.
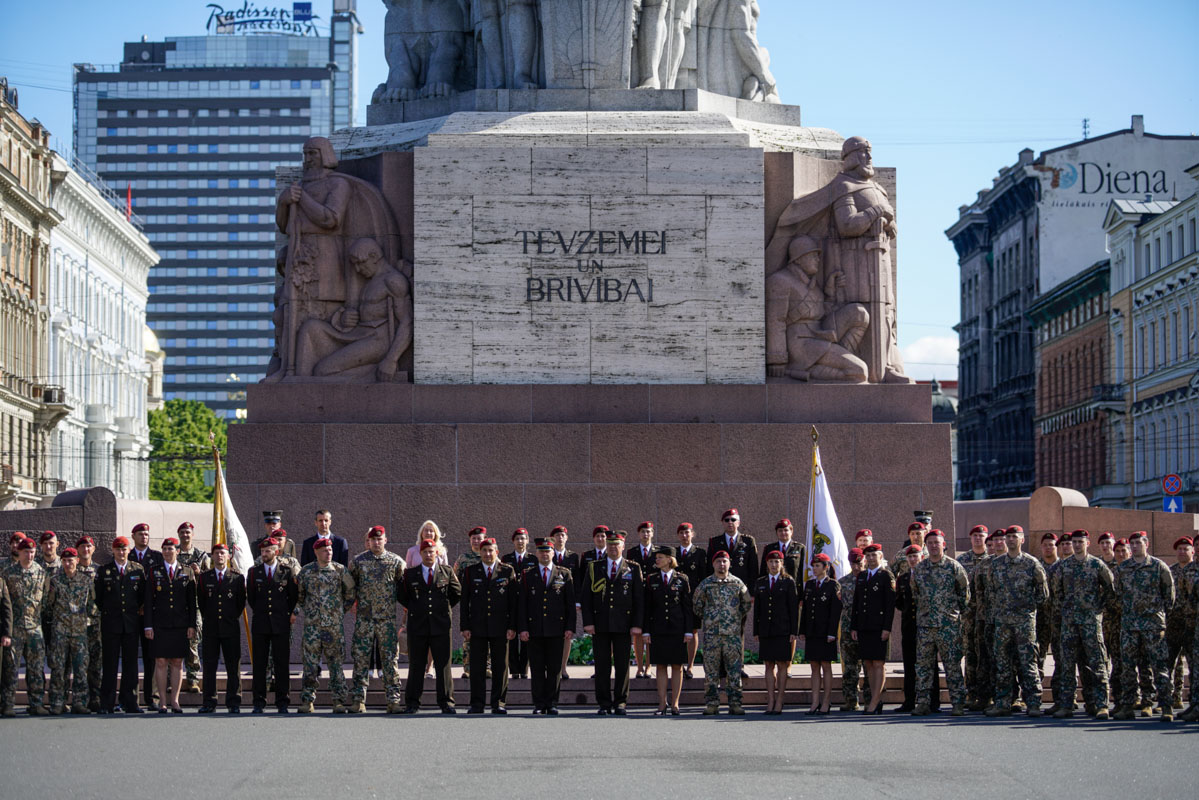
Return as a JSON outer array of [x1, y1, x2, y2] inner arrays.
[[3, 0, 1197, 380]]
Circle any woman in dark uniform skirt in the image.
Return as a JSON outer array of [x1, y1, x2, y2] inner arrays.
[[800, 553, 842, 714], [850, 543, 896, 714], [149, 538, 198, 714], [754, 549, 798, 714], [643, 546, 693, 715]]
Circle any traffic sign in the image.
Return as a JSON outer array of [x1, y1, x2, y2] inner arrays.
[[1162, 474, 1182, 495], [1163, 496, 1183, 513]]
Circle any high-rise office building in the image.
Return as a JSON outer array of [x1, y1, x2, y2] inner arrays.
[[72, 1, 360, 418]]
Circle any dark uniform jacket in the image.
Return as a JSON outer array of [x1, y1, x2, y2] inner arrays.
[[247, 561, 298, 635], [550, 549, 578, 575], [580, 558, 644, 633], [198, 569, 247, 636], [626, 543, 659, 579], [501, 551, 537, 576], [518, 563, 576, 637], [754, 573, 799, 638], [760, 540, 807, 585], [894, 569, 917, 631], [129, 547, 163, 571], [0, 578, 12, 640], [675, 545, 710, 601], [577, 549, 606, 594], [643, 569, 693, 637], [850, 568, 896, 633], [461, 562, 518, 636], [254, 534, 298, 559], [397, 564, 461, 637], [800, 577, 842, 641], [149, 562, 198, 629], [300, 534, 349, 567], [95, 561, 151, 634], [708, 533, 758, 586]]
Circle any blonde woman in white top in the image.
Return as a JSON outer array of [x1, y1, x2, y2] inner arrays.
[[403, 521, 448, 678]]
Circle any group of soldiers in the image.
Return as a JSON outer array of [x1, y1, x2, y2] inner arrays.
[[1, 508, 1195, 720]]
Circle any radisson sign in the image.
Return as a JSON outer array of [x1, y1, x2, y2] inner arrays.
[[206, 2, 320, 36]]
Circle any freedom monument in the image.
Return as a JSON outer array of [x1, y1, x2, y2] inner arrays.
[[228, 0, 950, 557]]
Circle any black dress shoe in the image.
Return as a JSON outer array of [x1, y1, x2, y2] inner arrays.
[[157, 708, 168, 715], [441, 707, 457, 715], [546, 708, 559, 716], [683, 668, 694, 680], [252, 706, 265, 715], [893, 704, 914, 713], [491, 708, 507, 715], [613, 706, 627, 716], [147, 701, 161, 712], [671, 707, 680, 716], [400, 706, 418, 715], [276, 706, 289, 714], [98, 708, 112, 716], [228, 707, 240, 715], [596, 707, 610, 715], [467, 706, 485, 714], [126, 706, 145, 714], [197, 706, 216, 714], [172, 707, 183, 714]]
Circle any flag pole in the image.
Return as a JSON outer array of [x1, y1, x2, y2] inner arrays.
[[211, 432, 252, 663], [805, 426, 819, 582]]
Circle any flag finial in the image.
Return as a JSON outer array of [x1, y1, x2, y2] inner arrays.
[[810, 425, 819, 443]]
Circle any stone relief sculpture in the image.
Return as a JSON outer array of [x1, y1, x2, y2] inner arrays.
[[766, 136, 913, 384], [265, 137, 412, 384], [371, 0, 779, 100]]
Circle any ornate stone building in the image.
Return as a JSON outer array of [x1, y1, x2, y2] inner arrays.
[[0, 79, 67, 509], [47, 152, 159, 499]]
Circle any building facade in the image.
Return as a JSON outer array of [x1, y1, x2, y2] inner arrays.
[[948, 117, 1199, 501], [1, 79, 67, 509], [1029, 260, 1112, 501], [72, 1, 360, 418], [47, 152, 160, 499], [1103, 166, 1199, 512]]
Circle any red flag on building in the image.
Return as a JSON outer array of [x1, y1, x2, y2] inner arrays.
[[126, 183, 132, 220]]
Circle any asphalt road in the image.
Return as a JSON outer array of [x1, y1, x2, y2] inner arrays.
[[1, 709, 1193, 799]]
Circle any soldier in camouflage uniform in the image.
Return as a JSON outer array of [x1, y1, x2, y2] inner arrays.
[[1166, 537, 1194, 710], [911, 530, 969, 715], [454, 526, 487, 678], [45, 548, 95, 714], [691, 550, 752, 715], [74, 536, 103, 711], [348, 525, 406, 713], [1177, 557, 1199, 721], [1051, 529, 1114, 719], [1, 538, 49, 715], [1035, 533, 1062, 710], [1112, 531, 1175, 720], [175, 522, 211, 693], [984, 526, 1048, 717], [1096, 532, 1123, 709], [956, 525, 989, 707], [296, 538, 356, 713], [888, 522, 928, 585], [34, 532, 61, 661], [838, 547, 871, 710]]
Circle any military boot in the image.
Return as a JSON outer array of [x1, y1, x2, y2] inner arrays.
[[1011, 700, 1026, 713], [728, 703, 745, 715], [387, 701, 404, 714], [1044, 703, 1061, 716], [88, 698, 101, 713], [1112, 705, 1135, 720], [1052, 706, 1074, 719], [332, 702, 347, 714], [703, 702, 720, 715], [47, 706, 63, 716], [1157, 705, 1173, 722], [1026, 706, 1042, 718], [950, 705, 966, 717], [1083, 703, 1097, 716], [348, 699, 365, 713], [184, 680, 201, 694], [298, 700, 315, 714], [840, 701, 859, 712], [1139, 703, 1155, 717], [1177, 704, 1199, 721], [1093, 707, 1110, 720], [911, 703, 930, 716], [984, 704, 1012, 717], [968, 697, 990, 712], [27, 705, 46, 716], [70, 703, 90, 715]]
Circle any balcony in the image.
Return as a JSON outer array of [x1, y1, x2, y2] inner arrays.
[[32, 384, 72, 429], [1092, 383, 1125, 409]]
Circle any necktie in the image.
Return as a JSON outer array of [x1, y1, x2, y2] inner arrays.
[[168, 565, 174, 580], [426, 568, 433, 586], [217, 572, 223, 585], [119, 565, 124, 577], [543, 567, 550, 587], [267, 566, 273, 581], [770, 576, 775, 590], [663, 572, 668, 586], [610, 561, 616, 580], [486, 566, 492, 580]]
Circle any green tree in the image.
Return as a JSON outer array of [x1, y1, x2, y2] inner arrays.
[[148, 399, 228, 502]]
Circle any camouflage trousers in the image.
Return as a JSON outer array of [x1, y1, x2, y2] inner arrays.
[[701, 632, 744, 705], [962, 609, 979, 700], [301, 625, 348, 705], [1, 628, 45, 709], [916, 624, 965, 707], [992, 619, 1041, 708], [1166, 620, 1193, 705], [1118, 628, 1171, 708], [86, 624, 102, 704], [48, 632, 89, 709], [974, 619, 996, 703], [1058, 618, 1108, 709], [185, 611, 202, 683], [1036, 621, 1060, 703], [351, 618, 402, 703], [839, 629, 871, 706]]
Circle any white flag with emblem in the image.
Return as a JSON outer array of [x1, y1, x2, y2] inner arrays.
[[211, 437, 254, 575], [804, 426, 852, 581]]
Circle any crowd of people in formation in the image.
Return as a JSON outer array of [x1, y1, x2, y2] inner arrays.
[[1, 506, 1196, 721]]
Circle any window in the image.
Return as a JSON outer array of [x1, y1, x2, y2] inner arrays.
[[106, 127, 117, 136], [187, 215, 198, 224], [250, 81, 260, 90], [291, 80, 301, 89], [1155, 238, 1162, 269], [187, 197, 198, 206], [208, 144, 218, 153], [167, 144, 177, 154], [207, 179, 218, 188], [1167, 231, 1174, 264], [147, 145, 157, 153], [188, 144, 198, 153], [311, 80, 321, 89]]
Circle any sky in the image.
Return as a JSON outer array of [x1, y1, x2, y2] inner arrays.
[[3, 0, 1198, 382]]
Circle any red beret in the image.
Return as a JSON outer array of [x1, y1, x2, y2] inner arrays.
[[811, 553, 832, 564], [1174, 537, 1194, 549], [16, 538, 36, 551], [848, 548, 864, 562], [162, 537, 179, 547], [313, 538, 332, 550], [637, 521, 653, 531], [512, 528, 529, 540], [211, 543, 228, 552], [468, 526, 487, 537], [551, 525, 567, 535], [863, 543, 883, 553], [711, 550, 730, 562], [969, 525, 988, 535], [764, 549, 784, 560], [60, 547, 78, 558], [1006, 525, 1024, 534], [904, 545, 923, 556], [776, 519, 792, 530], [419, 539, 437, 552], [908, 522, 927, 533], [262, 537, 279, 547], [1097, 531, 1114, 542], [1069, 530, 1088, 539], [111, 536, 130, 548], [8, 532, 26, 544], [1041, 533, 1057, 543], [131, 523, 149, 534], [1059, 532, 1073, 541], [592, 525, 610, 535], [722, 508, 739, 519], [367, 525, 386, 538], [481, 537, 497, 547], [76, 536, 94, 547], [855, 529, 873, 539], [1128, 531, 1146, 541], [177, 522, 194, 532], [925, 529, 945, 539], [273, 528, 288, 537], [677, 522, 693, 532], [39, 531, 57, 543], [1115, 538, 1129, 546]]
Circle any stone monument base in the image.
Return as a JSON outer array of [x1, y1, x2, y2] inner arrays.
[[227, 383, 951, 559]]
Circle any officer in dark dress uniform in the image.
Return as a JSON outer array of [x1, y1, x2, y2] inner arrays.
[[707, 509, 758, 587], [519, 537, 576, 714], [397, 539, 462, 713], [754, 548, 799, 714], [627, 522, 658, 679], [580, 530, 644, 715], [760, 519, 807, 585], [127, 523, 162, 709], [643, 545, 693, 714], [675, 523, 709, 678], [461, 537, 517, 714], [197, 543, 246, 713], [800, 554, 844, 715], [247, 537, 298, 713], [148, 537, 198, 713], [502, 528, 537, 679], [851, 543, 896, 714], [94, 536, 150, 714], [548, 525, 579, 680]]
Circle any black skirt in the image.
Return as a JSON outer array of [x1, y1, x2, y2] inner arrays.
[[649, 634, 687, 666], [804, 633, 839, 662], [758, 634, 793, 663], [856, 630, 888, 661], [152, 627, 189, 659]]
